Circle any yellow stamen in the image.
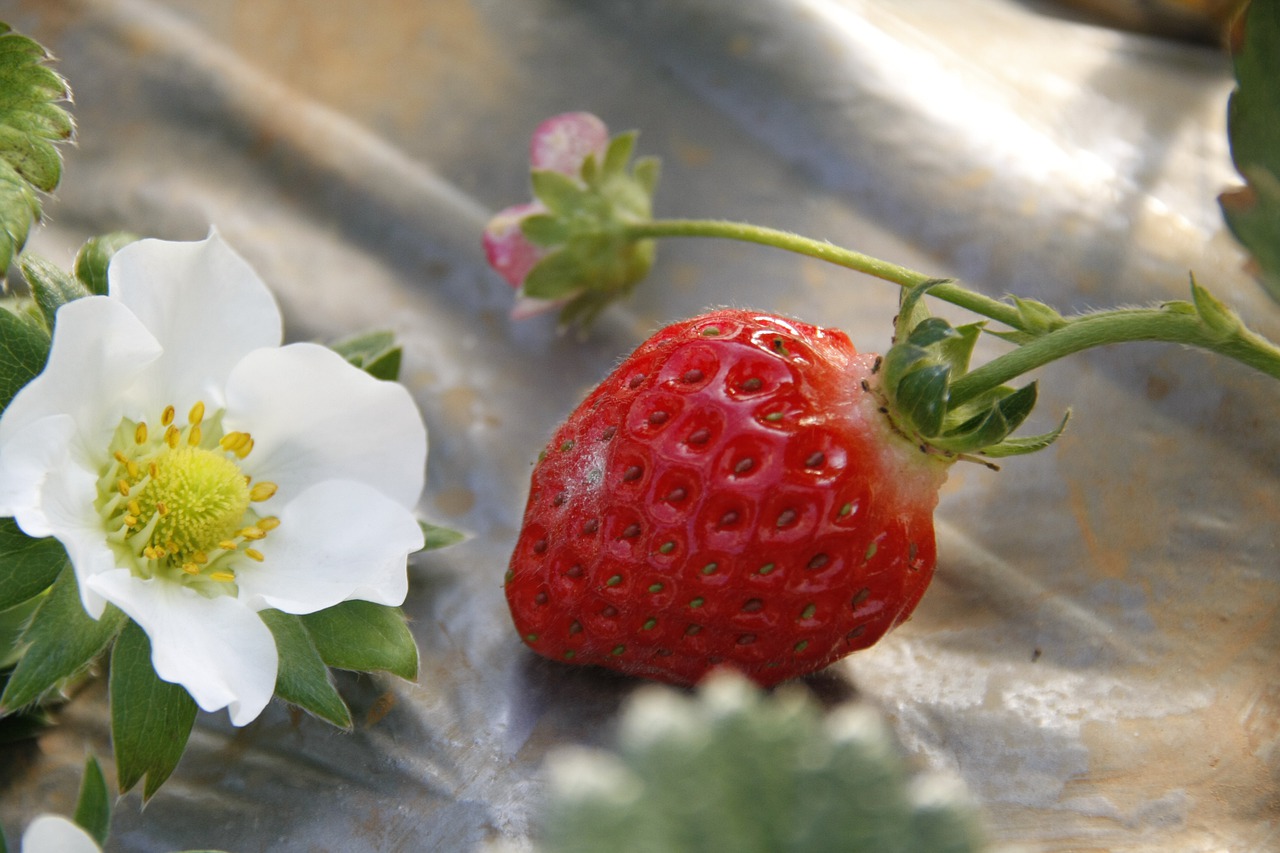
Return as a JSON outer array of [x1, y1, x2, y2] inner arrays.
[[188, 425, 202, 447], [192, 550, 208, 565], [257, 516, 281, 531], [244, 548, 264, 562], [219, 432, 246, 453], [114, 450, 129, 465], [128, 500, 141, 516], [161, 405, 175, 426], [218, 540, 238, 551], [239, 526, 265, 540], [143, 546, 158, 560], [188, 401, 205, 426], [117, 479, 130, 497], [148, 463, 158, 478], [126, 460, 139, 479], [236, 437, 254, 458], [156, 501, 168, 516], [134, 422, 148, 444], [210, 570, 236, 582], [165, 425, 180, 448], [249, 481, 278, 502], [123, 514, 138, 527], [182, 562, 200, 575]]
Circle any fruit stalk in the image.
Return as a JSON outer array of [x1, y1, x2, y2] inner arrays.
[[622, 218, 1280, 388]]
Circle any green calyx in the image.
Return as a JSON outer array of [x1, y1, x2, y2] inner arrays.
[[879, 280, 1068, 463], [521, 129, 661, 329]]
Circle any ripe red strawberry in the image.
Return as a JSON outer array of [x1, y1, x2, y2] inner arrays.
[[505, 308, 953, 686]]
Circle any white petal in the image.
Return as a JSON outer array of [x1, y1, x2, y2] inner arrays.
[[108, 233, 282, 410], [237, 480, 422, 613], [0, 296, 161, 452], [0, 414, 77, 533], [85, 570, 277, 726], [223, 343, 426, 509], [21, 815, 101, 853]]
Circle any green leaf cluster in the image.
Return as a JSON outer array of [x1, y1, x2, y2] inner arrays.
[[540, 671, 990, 853], [1220, 0, 1280, 304], [521, 130, 661, 329], [0, 22, 75, 276], [880, 282, 1067, 461]]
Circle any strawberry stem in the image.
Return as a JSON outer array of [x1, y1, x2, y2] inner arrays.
[[623, 218, 1280, 387], [625, 219, 1027, 329]]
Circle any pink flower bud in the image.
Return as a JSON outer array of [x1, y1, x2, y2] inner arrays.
[[529, 112, 609, 176], [482, 202, 547, 288]]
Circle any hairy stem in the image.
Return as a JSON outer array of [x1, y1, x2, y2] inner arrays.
[[623, 219, 1027, 329], [623, 218, 1280, 390]]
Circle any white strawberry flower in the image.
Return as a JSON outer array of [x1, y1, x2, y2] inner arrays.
[[0, 233, 426, 725]]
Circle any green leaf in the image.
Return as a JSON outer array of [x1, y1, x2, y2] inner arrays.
[[20, 253, 91, 329], [110, 620, 197, 799], [74, 232, 139, 296], [1220, 0, 1280, 302], [0, 518, 65, 610], [300, 601, 418, 680], [0, 23, 74, 274], [0, 302, 50, 412], [73, 756, 111, 847], [1, 567, 125, 711], [418, 520, 465, 552], [329, 330, 402, 381], [260, 609, 352, 729], [0, 595, 41, 669]]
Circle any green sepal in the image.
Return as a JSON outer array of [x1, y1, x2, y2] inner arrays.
[[1011, 296, 1067, 335], [74, 232, 139, 296], [73, 756, 111, 847], [260, 609, 352, 729], [530, 169, 592, 217], [1189, 274, 1244, 338], [880, 283, 1065, 458], [20, 253, 91, 329], [110, 620, 197, 800], [601, 130, 637, 176], [977, 410, 1071, 459], [329, 329, 402, 381], [0, 518, 65, 609], [632, 156, 661, 197], [300, 600, 418, 680], [0, 301, 50, 412], [929, 382, 1037, 456], [520, 212, 572, 246], [894, 362, 951, 439], [0, 566, 125, 712], [418, 520, 465, 552]]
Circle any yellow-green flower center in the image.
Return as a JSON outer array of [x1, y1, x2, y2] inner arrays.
[[96, 400, 280, 589], [140, 446, 251, 559]]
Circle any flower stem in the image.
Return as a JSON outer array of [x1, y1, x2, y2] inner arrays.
[[624, 219, 1027, 329], [950, 308, 1280, 405], [624, 217, 1280, 390]]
